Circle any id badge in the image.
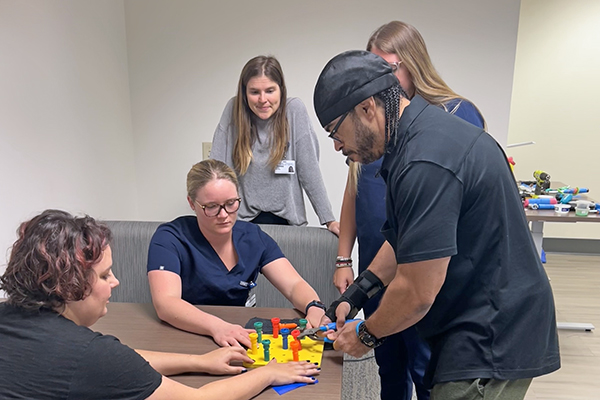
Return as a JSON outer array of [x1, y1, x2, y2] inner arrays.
[[275, 160, 296, 174], [245, 292, 257, 307]]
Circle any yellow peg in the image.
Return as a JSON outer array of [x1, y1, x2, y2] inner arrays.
[[249, 332, 259, 354]]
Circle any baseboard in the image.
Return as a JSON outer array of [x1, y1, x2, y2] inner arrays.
[[543, 238, 600, 254]]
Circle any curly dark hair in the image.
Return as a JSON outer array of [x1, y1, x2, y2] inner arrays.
[[0, 209, 112, 311]]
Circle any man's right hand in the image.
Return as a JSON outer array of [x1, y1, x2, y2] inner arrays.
[[320, 301, 352, 332]]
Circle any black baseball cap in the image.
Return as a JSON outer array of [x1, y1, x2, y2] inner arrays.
[[314, 50, 397, 127]]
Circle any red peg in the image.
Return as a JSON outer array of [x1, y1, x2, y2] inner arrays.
[[271, 318, 280, 338], [291, 329, 302, 350]]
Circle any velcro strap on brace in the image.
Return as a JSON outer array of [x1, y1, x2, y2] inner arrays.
[[324, 270, 385, 321]]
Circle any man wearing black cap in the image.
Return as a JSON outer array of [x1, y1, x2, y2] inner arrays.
[[314, 50, 559, 399]]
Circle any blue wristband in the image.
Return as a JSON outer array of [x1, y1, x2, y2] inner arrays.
[[355, 320, 365, 337]]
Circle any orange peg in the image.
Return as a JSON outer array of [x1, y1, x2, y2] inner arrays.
[[279, 323, 297, 330], [290, 340, 300, 361]]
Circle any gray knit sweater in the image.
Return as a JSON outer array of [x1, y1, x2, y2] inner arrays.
[[211, 97, 335, 226]]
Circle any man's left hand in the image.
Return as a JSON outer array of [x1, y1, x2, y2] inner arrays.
[[328, 320, 370, 358]]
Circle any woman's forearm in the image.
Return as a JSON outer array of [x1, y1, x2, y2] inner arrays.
[[337, 178, 357, 257], [135, 349, 202, 376], [154, 295, 225, 337]]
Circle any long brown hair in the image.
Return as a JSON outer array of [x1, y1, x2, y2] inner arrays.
[[233, 56, 289, 175]]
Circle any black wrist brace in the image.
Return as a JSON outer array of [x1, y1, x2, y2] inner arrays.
[[325, 270, 385, 321]]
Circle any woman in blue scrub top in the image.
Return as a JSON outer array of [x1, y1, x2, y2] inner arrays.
[[334, 21, 486, 400], [147, 159, 326, 348]]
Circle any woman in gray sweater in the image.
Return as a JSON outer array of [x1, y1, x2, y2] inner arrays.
[[211, 55, 339, 235]]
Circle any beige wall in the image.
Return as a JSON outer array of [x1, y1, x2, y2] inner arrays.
[[124, 0, 521, 223], [508, 0, 600, 239], [0, 0, 522, 274], [0, 1, 138, 268]]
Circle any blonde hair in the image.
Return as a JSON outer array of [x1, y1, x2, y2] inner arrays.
[[348, 21, 487, 190], [233, 56, 289, 175], [347, 161, 361, 196], [187, 159, 238, 201], [367, 21, 486, 117]]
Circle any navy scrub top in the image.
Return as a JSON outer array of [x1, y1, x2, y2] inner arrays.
[[147, 216, 284, 306]]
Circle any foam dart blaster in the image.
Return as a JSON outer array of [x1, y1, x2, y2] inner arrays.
[[528, 203, 556, 210], [523, 198, 557, 209], [533, 170, 551, 195], [297, 319, 360, 343], [562, 187, 589, 194], [559, 193, 573, 204]]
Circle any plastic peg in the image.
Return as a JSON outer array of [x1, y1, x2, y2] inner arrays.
[[262, 339, 271, 362], [254, 321, 263, 343], [280, 328, 290, 350], [271, 318, 280, 338]]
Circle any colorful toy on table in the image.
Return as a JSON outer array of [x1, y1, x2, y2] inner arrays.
[[243, 317, 325, 369], [262, 339, 271, 362], [558, 193, 573, 204], [280, 328, 290, 350], [298, 319, 361, 343], [290, 340, 300, 361], [530, 204, 556, 210], [271, 318, 280, 338], [533, 170, 551, 195], [298, 318, 307, 331], [254, 321, 263, 343], [249, 332, 259, 354], [507, 156, 516, 174], [553, 186, 590, 204], [291, 329, 302, 350], [524, 197, 556, 210], [562, 187, 589, 194]]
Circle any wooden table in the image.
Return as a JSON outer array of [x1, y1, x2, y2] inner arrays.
[[91, 303, 343, 399], [525, 209, 600, 331]]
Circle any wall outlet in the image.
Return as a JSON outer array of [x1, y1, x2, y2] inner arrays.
[[202, 142, 212, 160]]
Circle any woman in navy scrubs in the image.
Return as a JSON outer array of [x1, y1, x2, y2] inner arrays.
[[147, 159, 326, 348]]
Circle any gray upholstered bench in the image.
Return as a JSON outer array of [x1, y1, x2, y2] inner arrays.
[[102, 219, 380, 400], [102, 220, 340, 307]]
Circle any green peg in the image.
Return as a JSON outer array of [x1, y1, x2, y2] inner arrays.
[[262, 339, 271, 361], [299, 318, 308, 331], [254, 321, 263, 342]]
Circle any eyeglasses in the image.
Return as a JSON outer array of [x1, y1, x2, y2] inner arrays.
[[195, 198, 241, 217], [328, 112, 349, 143], [389, 61, 403, 73]]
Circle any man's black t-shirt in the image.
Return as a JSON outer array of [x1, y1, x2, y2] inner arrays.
[[380, 95, 560, 386], [0, 303, 162, 399]]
